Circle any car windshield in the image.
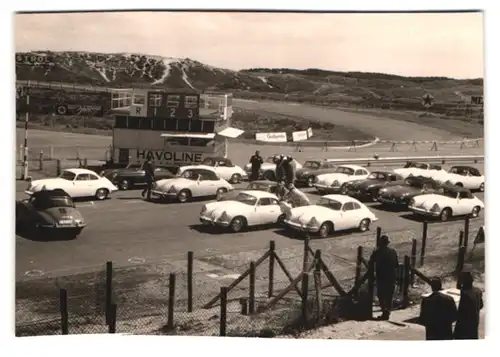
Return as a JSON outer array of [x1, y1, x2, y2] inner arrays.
[[201, 158, 216, 166], [436, 187, 458, 199], [34, 196, 74, 210], [59, 171, 76, 180], [404, 162, 428, 169], [335, 167, 354, 175], [304, 161, 320, 169], [317, 198, 342, 210], [247, 183, 271, 191], [234, 193, 258, 205], [367, 173, 379, 180]]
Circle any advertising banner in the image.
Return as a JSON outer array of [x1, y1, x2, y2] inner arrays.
[[255, 132, 287, 142], [307, 127, 313, 138], [292, 130, 308, 142]]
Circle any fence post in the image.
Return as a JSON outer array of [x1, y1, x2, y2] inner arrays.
[[83, 158, 88, 168], [459, 230, 464, 248], [314, 250, 322, 319], [56, 159, 61, 176], [49, 145, 54, 160], [367, 257, 375, 320], [302, 235, 310, 272], [376, 227, 382, 248], [410, 238, 417, 285], [463, 217, 470, 250], [39, 151, 44, 171], [239, 298, 248, 316], [220, 287, 228, 337], [354, 246, 363, 296], [108, 303, 117, 334], [419, 221, 428, 267], [268, 240, 275, 298], [402, 256, 411, 308], [455, 247, 467, 288], [249, 261, 256, 314], [301, 272, 310, 325], [167, 273, 176, 330], [105, 261, 113, 325], [187, 251, 193, 313], [59, 288, 69, 335]]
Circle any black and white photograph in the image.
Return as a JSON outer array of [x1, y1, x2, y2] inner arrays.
[[3, 0, 498, 354]]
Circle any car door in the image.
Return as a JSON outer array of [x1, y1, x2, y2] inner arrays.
[[354, 169, 368, 181], [73, 174, 94, 197], [254, 197, 281, 225], [338, 202, 357, 230], [196, 171, 219, 196], [455, 191, 474, 215], [215, 160, 232, 181]]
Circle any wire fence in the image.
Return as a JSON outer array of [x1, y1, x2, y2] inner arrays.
[[15, 217, 485, 337]]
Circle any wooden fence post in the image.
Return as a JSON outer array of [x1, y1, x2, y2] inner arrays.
[[108, 303, 117, 333], [456, 247, 467, 288], [187, 251, 193, 313], [463, 217, 470, 250], [303, 235, 310, 272], [39, 151, 44, 171], [105, 261, 113, 325], [301, 272, 310, 325], [314, 250, 322, 319], [367, 257, 375, 320], [59, 288, 69, 335], [83, 158, 88, 168], [56, 159, 61, 176], [239, 298, 248, 316], [268, 240, 275, 298], [410, 238, 417, 285], [402, 256, 411, 308], [220, 287, 228, 337], [459, 230, 464, 248], [420, 221, 428, 267], [167, 273, 176, 330], [354, 246, 363, 297], [376, 227, 382, 248], [249, 261, 256, 314]]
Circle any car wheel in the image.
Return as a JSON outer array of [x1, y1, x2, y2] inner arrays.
[[479, 183, 484, 192], [471, 206, 481, 218], [307, 176, 315, 188], [119, 180, 130, 190], [439, 208, 452, 222], [230, 216, 246, 233], [177, 189, 191, 203], [358, 219, 371, 232], [340, 184, 349, 195], [216, 187, 228, 201], [264, 171, 275, 181], [230, 173, 242, 184], [277, 214, 286, 225], [318, 222, 332, 238], [95, 188, 109, 200]]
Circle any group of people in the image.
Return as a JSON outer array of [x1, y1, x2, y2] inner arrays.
[[370, 235, 484, 340]]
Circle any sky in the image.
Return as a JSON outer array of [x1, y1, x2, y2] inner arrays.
[[14, 11, 484, 79]]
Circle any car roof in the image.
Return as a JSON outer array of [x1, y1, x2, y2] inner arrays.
[[407, 175, 435, 182], [240, 190, 278, 199], [33, 188, 72, 199], [371, 170, 394, 175], [180, 165, 217, 172], [451, 165, 477, 170], [338, 164, 366, 171], [440, 184, 472, 193], [63, 168, 98, 175], [204, 156, 227, 161], [321, 194, 362, 204], [250, 180, 276, 186]]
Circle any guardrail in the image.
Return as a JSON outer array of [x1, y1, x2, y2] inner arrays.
[[323, 155, 484, 166]]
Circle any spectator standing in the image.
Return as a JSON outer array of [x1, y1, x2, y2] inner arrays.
[[141, 158, 155, 200], [454, 271, 484, 339], [419, 277, 457, 340], [248, 150, 263, 181]]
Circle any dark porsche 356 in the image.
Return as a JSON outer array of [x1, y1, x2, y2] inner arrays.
[[377, 176, 439, 207], [295, 160, 337, 187], [216, 180, 280, 201], [345, 171, 405, 201], [100, 164, 175, 190], [16, 189, 85, 239]]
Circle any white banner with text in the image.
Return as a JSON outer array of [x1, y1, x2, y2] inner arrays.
[[255, 132, 288, 142]]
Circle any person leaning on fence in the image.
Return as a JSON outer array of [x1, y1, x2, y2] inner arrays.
[[454, 270, 484, 339], [419, 277, 457, 340], [249, 150, 263, 181], [141, 158, 156, 200], [369, 235, 399, 320]]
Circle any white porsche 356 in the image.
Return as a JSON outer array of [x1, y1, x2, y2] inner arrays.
[[26, 168, 118, 200], [393, 161, 446, 180], [408, 185, 484, 221], [199, 191, 283, 232], [151, 166, 234, 203], [199, 157, 248, 184], [284, 194, 378, 238], [432, 165, 484, 192], [314, 165, 370, 194]]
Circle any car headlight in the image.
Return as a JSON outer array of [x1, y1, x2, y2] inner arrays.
[[332, 180, 340, 187], [431, 204, 440, 212], [306, 217, 320, 228], [167, 186, 176, 193]]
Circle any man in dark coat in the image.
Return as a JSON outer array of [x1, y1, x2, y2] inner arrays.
[[249, 150, 263, 181], [419, 277, 457, 340], [369, 235, 399, 320], [280, 156, 295, 186], [274, 155, 286, 183], [454, 271, 484, 339], [141, 158, 155, 200]]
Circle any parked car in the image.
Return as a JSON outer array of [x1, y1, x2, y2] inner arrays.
[[345, 171, 405, 201], [393, 161, 446, 179], [200, 157, 248, 184], [295, 160, 337, 187], [408, 185, 484, 221], [200, 191, 283, 232], [377, 176, 439, 207], [284, 194, 378, 238], [100, 164, 176, 190], [151, 166, 234, 203], [16, 189, 85, 238], [244, 156, 303, 181], [314, 165, 370, 194], [26, 168, 118, 200], [432, 166, 484, 192], [216, 180, 279, 201]]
